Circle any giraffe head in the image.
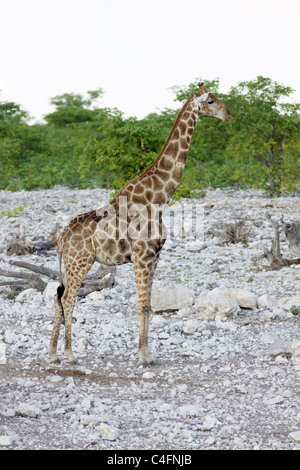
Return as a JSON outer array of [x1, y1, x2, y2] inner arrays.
[[194, 82, 233, 122]]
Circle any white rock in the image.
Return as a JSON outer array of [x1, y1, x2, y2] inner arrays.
[[267, 339, 288, 357], [258, 294, 278, 310], [194, 292, 240, 319], [200, 415, 218, 431], [293, 359, 300, 371], [158, 332, 169, 340], [15, 288, 42, 303], [4, 330, 17, 344], [85, 290, 104, 302], [176, 306, 196, 318], [185, 241, 207, 252], [85, 434, 99, 445], [182, 319, 201, 334], [97, 422, 118, 441], [267, 339, 300, 358], [215, 316, 238, 331], [48, 375, 63, 383], [177, 404, 202, 417], [0, 435, 16, 447], [151, 315, 167, 329], [43, 281, 59, 308], [278, 295, 300, 311], [264, 395, 284, 405], [219, 425, 236, 439], [151, 285, 194, 312], [211, 288, 258, 309], [142, 371, 155, 379], [0, 342, 6, 364], [289, 340, 300, 357], [158, 403, 172, 413], [17, 403, 41, 418], [260, 333, 279, 344], [288, 430, 300, 442]]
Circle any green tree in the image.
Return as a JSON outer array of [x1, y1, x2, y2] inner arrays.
[[171, 76, 300, 195], [225, 76, 300, 195], [81, 108, 171, 189], [0, 96, 50, 189], [44, 88, 103, 127]]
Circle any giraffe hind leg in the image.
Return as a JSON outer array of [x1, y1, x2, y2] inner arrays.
[[49, 285, 65, 363], [50, 251, 95, 364]]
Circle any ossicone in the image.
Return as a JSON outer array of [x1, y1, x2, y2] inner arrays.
[[198, 82, 207, 95]]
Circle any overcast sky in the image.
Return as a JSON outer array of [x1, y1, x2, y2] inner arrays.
[[1, 0, 300, 122]]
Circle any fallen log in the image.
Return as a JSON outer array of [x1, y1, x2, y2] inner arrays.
[[6, 224, 60, 255], [0, 260, 116, 297]]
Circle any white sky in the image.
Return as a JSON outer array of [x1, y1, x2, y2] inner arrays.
[[1, 0, 300, 122]]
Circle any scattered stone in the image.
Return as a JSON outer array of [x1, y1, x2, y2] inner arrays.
[[0, 187, 299, 450], [151, 315, 168, 329], [142, 371, 155, 379], [264, 395, 284, 405], [185, 241, 207, 252], [151, 285, 194, 312], [267, 339, 300, 359], [278, 295, 300, 311], [96, 423, 118, 441], [4, 330, 17, 344], [258, 294, 278, 310], [0, 342, 6, 364], [211, 288, 258, 309], [0, 435, 17, 447], [15, 288, 42, 303], [182, 319, 201, 334], [200, 415, 218, 431], [43, 281, 58, 309], [158, 332, 169, 340], [16, 403, 41, 418], [176, 306, 196, 318], [194, 292, 240, 319], [288, 431, 300, 443], [177, 405, 202, 418]]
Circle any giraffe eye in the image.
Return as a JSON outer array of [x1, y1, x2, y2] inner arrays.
[[208, 100, 214, 105]]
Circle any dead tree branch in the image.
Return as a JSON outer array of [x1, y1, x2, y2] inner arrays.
[[0, 260, 116, 297], [6, 224, 60, 255], [262, 213, 300, 269]]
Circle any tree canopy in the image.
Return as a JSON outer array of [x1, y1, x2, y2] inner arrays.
[[0, 77, 299, 196]]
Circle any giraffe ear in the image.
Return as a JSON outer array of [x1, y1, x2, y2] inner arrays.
[[198, 93, 209, 103], [198, 82, 207, 94]]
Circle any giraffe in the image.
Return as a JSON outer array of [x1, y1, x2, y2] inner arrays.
[[49, 82, 232, 365]]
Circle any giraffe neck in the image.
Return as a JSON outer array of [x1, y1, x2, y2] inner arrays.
[[142, 96, 198, 204]]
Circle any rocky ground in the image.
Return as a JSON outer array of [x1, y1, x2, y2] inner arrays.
[[0, 186, 299, 450]]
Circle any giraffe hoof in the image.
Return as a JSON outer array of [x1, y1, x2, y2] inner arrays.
[[69, 359, 78, 365], [67, 357, 78, 365], [50, 356, 61, 364], [139, 360, 155, 367], [138, 353, 154, 366]]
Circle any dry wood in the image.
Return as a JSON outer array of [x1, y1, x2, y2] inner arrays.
[[262, 213, 300, 269], [6, 224, 60, 255], [0, 260, 116, 297]]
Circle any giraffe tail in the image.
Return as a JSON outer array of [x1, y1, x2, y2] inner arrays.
[[57, 249, 65, 311]]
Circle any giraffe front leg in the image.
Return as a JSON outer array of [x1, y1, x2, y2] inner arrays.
[[137, 304, 153, 365], [134, 262, 155, 365]]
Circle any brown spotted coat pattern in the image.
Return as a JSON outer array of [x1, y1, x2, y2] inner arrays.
[[49, 83, 232, 364]]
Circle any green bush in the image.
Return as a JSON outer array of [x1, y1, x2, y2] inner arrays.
[[0, 78, 299, 196]]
